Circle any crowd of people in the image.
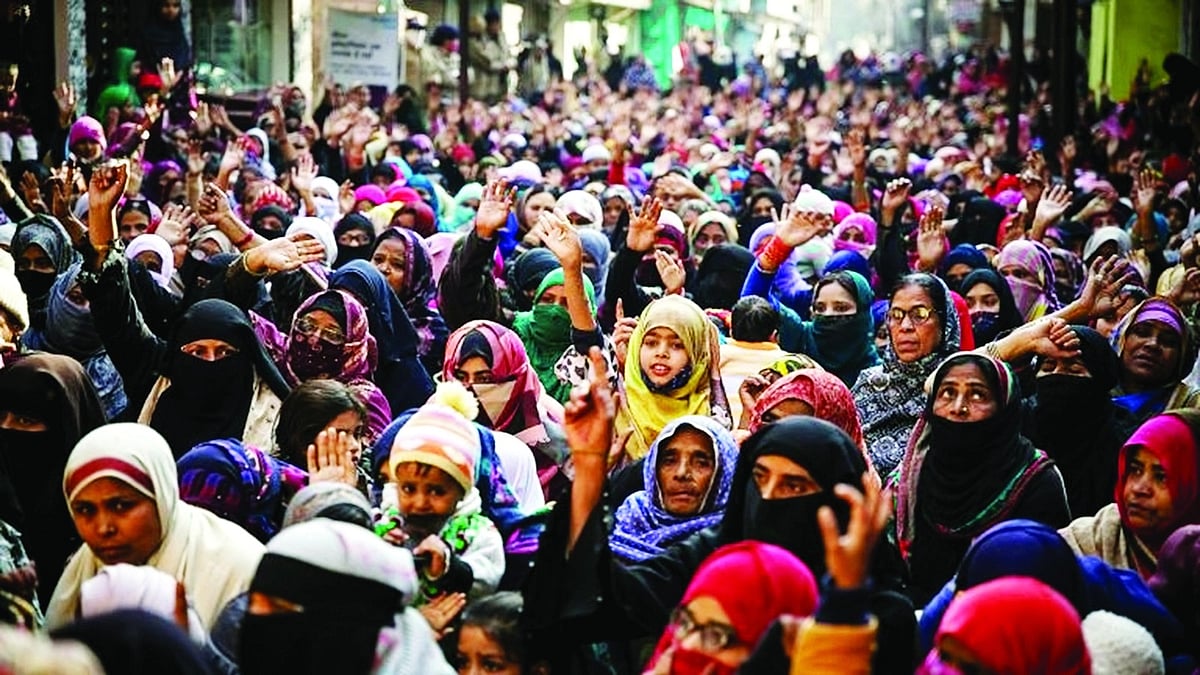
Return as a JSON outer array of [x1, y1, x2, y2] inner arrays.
[[0, 0, 1199, 672]]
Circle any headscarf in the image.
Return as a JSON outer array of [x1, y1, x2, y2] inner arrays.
[[507, 248, 561, 311], [610, 417, 740, 562], [939, 244, 989, 291], [248, 203, 293, 239], [149, 299, 290, 457], [178, 438, 307, 543], [555, 190, 603, 227], [452, 183, 484, 229], [372, 228, 449, 367], [281, 481, 374, 529], [406, 174, 441, 229], [953, 519, 1086, 604], [895, 353, 1055, 552], [647, 542, 818, 675], [690, 244, 754, 311], [747, 368, 865, 447], [1109, 298, 1197, 421], [996, 239, 1061, 321], [854, 274, 962, 476], [796, 270, 880, 386], [426, 232, 462, 283], [512, 268, 596, 403], [926, 577, 1090, 675], [950, 196, 1006, 247], [1114, 410, 1200, 554], [441, 320, 565, 447], [718, 417, 865, 577], [80, 564, 206, 643], [52, 610, 213, 675], [333, 213, 376, 269], [188, 224, 234, 259], [958, 268, 1024, 345], [1083, 226, 1133, 265], [11, 215, 79, 322], [832, 212, 877, 257], [618, 296, 724, 461], [578, 228, 612, 299], [124, 233, 176, 289], [759, 353, 822, 380], [239, 519, 449, 675], [1051, 247, 1085, 304], [329, 260, 435, 414], [1147, 524, 1200, 645], [823, 249, 872, 280], [286, 216, 338, 269], [0, 354, 105, 600], [47, 423, 265, 629], [284, 289, 378, 385]]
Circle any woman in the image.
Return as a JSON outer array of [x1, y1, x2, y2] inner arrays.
[[689, 244, 754, 311], [47, 423, 264, 629], [124, 233, 176, 291], [958, 268, 1024, 346], [1148, 525, 1200, 651], [610, 417, 739, 563], [239, 519, 453, 675], [644, 541, 818, 674], [996, 239, 1061, 322], [370, 227, 449, 374], [512, 268, 597, 402], [579, 228, 612, 300], [779, 270, 880, 386], [744, 369, 864, 448], [615, 295, 731, 462], [1061, 410, 1200, 578], [893, 352, 1071, 604], [274, 378, 369, 474], [853, 274, 962, 476], [333, 213, 376, 269], [939, 244, 989, 293], [11, 215, 79, 330], [0, 355, 106, 601], [922, 577, 1090, 674], [1109, 298, 1200, 424], [687, 211, 738, 265], [832, 212, 877, 259], [329, 259, 436, 413]]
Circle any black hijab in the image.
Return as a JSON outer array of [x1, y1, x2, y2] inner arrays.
[[151, 299, 290, 457], [718, 416, 865, 576], [0, 354, 105, 599], [950, 197, 1006, 247], [737, 188, 784, 248], [690, 244, 754, 311], [959, 268, 1023, 344], [139, 4, 192, 71], [507, 248, 561, 312], [332, 214, 376, 269], [53, 609, 211, 675]]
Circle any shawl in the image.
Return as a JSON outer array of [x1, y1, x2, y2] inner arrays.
[[512, 268, 596, 403], [1060, 503, 1158, 578], [372, 228, 448, 367], [996, 239, 1061, 321], [610, 416, 739, 562], [46, 424, 264, 630], [281, 289, 379, 385], [852, 275, 962, 476], [747, 368, 864, 450], [793, 270, 880, 386], [441, 320, 564, 447], [894, 353, 1055, 555], [616, 296, 729, 461], [124, 234, 176, 290]]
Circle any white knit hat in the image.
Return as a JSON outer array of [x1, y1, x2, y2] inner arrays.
[[792, 185, 835, 216], [1081, 610, 1163, 675], [581, 143, 612, 164]]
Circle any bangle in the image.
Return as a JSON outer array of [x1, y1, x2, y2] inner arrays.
[[984, 341, 1002, 361], [757, 235, 794, 272], [234, 229, 255, 248], [240, 253, 268, 278]]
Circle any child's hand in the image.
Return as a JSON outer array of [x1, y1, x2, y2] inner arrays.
[[413, 535, 450, 579], [419, 593, 467, 638]]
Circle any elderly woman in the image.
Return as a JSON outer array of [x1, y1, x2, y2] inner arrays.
[[892, 352, 1071, 604], [853, 273, 961, 476], [46, 424, 264, 629], [1109, 298, 1200, 424], [609, 417, 739, 563]]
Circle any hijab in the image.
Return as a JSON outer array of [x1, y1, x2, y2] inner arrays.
[[284, 289, 378, 385], [47, 423, 264, 629], [832, 212, 877, 257], [441, 320, 564, 447], [11, 215, 79, 324], [329, 260, 435, 413], [52, 610, 212, 675], [508, 248, 561, 311], [1110, 298, 1197, 421], [1114, 410, 1200, 554], [996, 239, 1061, 321], [124, 233, 176, 290], [924, 577, 1090, 675], [747, 368, 865, 448], [333, 213, 376, 269], [797, 270, 880, 386], [690, 244, 754, 311], [1051, 247, 1085, 305], [958, 268, 1024, 345], [578, 228, 612, 299], [286, 217, 339, 269], [618, 296, 725, 461], [512, 268, 596, 403], [895, 353, 1054, 550], [1147, 524, 1200, 645], [610, 417, 740, 562], [80, 564, 206, 644], [950, 196, 1006, 247], [150, 299, 290, 457], [372, 228, 448, 367]]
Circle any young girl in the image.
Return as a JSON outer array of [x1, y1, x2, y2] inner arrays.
[[455, 592, 548, 675]]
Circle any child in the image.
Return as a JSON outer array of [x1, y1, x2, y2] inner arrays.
[[455, 592, 549, 675], [386, 394, 505, 605]]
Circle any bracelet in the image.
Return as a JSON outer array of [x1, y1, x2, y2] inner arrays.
[[757, 235, 794, 272], [234, 229, 255, 248], [240, 253, 268, 278], [984, 341, 1001, 361]]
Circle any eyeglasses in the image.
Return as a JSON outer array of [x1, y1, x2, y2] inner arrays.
[[293, 316, 347, 345], [669, 606, 740, 652], [886, 306, 935, 326]]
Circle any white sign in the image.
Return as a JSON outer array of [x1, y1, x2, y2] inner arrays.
[[327, 9, 400, 89]]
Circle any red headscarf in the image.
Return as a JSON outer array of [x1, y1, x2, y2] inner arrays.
[[1115, 411, 1200, 551], [749, 369, 864, 448], [932, 576, 1090, 675], [950, 290, 975, 351]]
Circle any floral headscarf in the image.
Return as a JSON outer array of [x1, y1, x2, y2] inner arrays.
[[373, 228, 448, 369], [283, 289, 378, 386], [749, 369, 864, 449]]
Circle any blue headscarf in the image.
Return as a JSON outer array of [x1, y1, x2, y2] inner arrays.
[[824, 249, 872, 280], [610, 416, 739, 562], [940, 244, 990, 292], [406, 174, 441, 229]]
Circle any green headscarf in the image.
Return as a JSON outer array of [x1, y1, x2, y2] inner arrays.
[[793, 270, 880, 387], [93, 47, 138, 119], [512, 267, 596, 403]]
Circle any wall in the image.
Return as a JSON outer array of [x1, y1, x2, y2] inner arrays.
[[1089, 0, 1182, 101]]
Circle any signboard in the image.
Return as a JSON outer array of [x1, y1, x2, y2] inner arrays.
[[327, 9, 400, 89]]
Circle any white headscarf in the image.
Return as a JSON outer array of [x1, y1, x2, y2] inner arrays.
[[286, 216, 338, 268], [46, 423, 264, 630], [80, 563, 207, 643], [124, 233, 176, 289]]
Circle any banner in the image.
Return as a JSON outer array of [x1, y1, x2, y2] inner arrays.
[[327, 9, 400, 89]]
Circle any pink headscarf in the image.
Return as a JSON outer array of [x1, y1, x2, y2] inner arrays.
[[833, 213, 877, 257]]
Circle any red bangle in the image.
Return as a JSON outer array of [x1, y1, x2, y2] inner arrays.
[[234, 229, 255, 248], [757, 235, 794, 272]]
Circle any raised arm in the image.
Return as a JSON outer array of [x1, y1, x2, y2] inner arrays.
[[565, 347, 616, 553], [196, 182, 267, 252], [540, 211, 597, 333]]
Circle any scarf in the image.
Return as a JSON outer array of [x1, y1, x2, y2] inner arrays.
[[747, 368, 865, 448], [283, 290, 378, 386], [798, 271, 880, 386], [832, 213, 877, 257], [610, 416, 739, 562], [125, 234, 176, 290], [46, 424, 265, 630], [333, 214, 376, 269], [996, 239, 1061, 321], [512, 269, 596, 403], [690, 244, 754, 311], [578, 228, 611, 299], [617, 296, 727, 461], [1114, 411, 1200, 554], [11, 215, 79, 325], [372, 228, 448, 367], [507, 249, 561, 311], [958, 269, 1024, 345]]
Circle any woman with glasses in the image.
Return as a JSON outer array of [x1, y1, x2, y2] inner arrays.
[[852, 273, 961, 476]]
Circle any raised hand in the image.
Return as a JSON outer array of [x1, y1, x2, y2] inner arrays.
[[1078, 255, 1137, 320], [563, 347, 617, 460], [157, 58, 179, 91], [419, 592, 467, 638], [738, 374, 770, 427], [161, 203, 199, 236], [845, 127, 868, 169], [305, 428, 357, 486], [1034, 183, 1073, 228], [339, 180, 357, 214], [196, 182, 232, 222], [244, 234, 326, 276], [626, 196, 664, 253], [53, 81, 76, 122], [475, 179, 515, 239], [88, 160, 128, 216], [291, 153, 317, 194], [916, 204, 947, 272], [1169, 267, 1200, 307], [1134, 168, 1158, 215], [817, 473, 892, 590], [18, 172, 44, 212], [774, 203, 828, 248], [611, 299, 637, 374], [1019, 170, 1046, 207], [539, 210, 582, 268], [219, 137, 248, 175], [654, 249, 686, 294], [186, 139, 206, 176], [880, 178, 912, 223], [193, 102, 213, 137]]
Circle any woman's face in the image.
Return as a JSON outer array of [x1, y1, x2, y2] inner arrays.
[[17, 243, 53, 273], [944, 263, 973, 290], [932, 362, 999, 423], [750, 196, 775, 218], [72, 139, 102, 162], [134, 250, 163, 274], [70, 477, 162, 566], [1122, 447, 1174, 540], [160, 0, 182, 21], [1121, 320, 1181, 389], [1036, 354, 1091, 378], [751, 454, 820, 499], [692, 223, 728, 258], [964, 282, 1000, 314], [456, 625, 521, 675], [812, 282, 857, 317], [655, 428, 717, 517], [337, 228, 373, 248], [537, 284, 567, 308], [372, 237, 409, 296], [118, 211, 150, 244], [759, 398, 813, 426], [663, 595, 751, 669], [999, 263, 1037, 285], [888, 285, 941, 363], [640, 327, 691, 388], [179, 338, 239, 362], [522, 192, 556, 230], [453, 355, 496, 385], [838, 226, 866, 244]]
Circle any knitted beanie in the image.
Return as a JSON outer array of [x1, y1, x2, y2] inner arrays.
[[388, 384, 480, 492], [1081, 610, 1163, 675], [793, 185, 835, 216], [68, 117, 107, 152]]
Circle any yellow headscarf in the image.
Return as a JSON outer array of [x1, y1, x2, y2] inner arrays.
[[617, 296, 718, 461]]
